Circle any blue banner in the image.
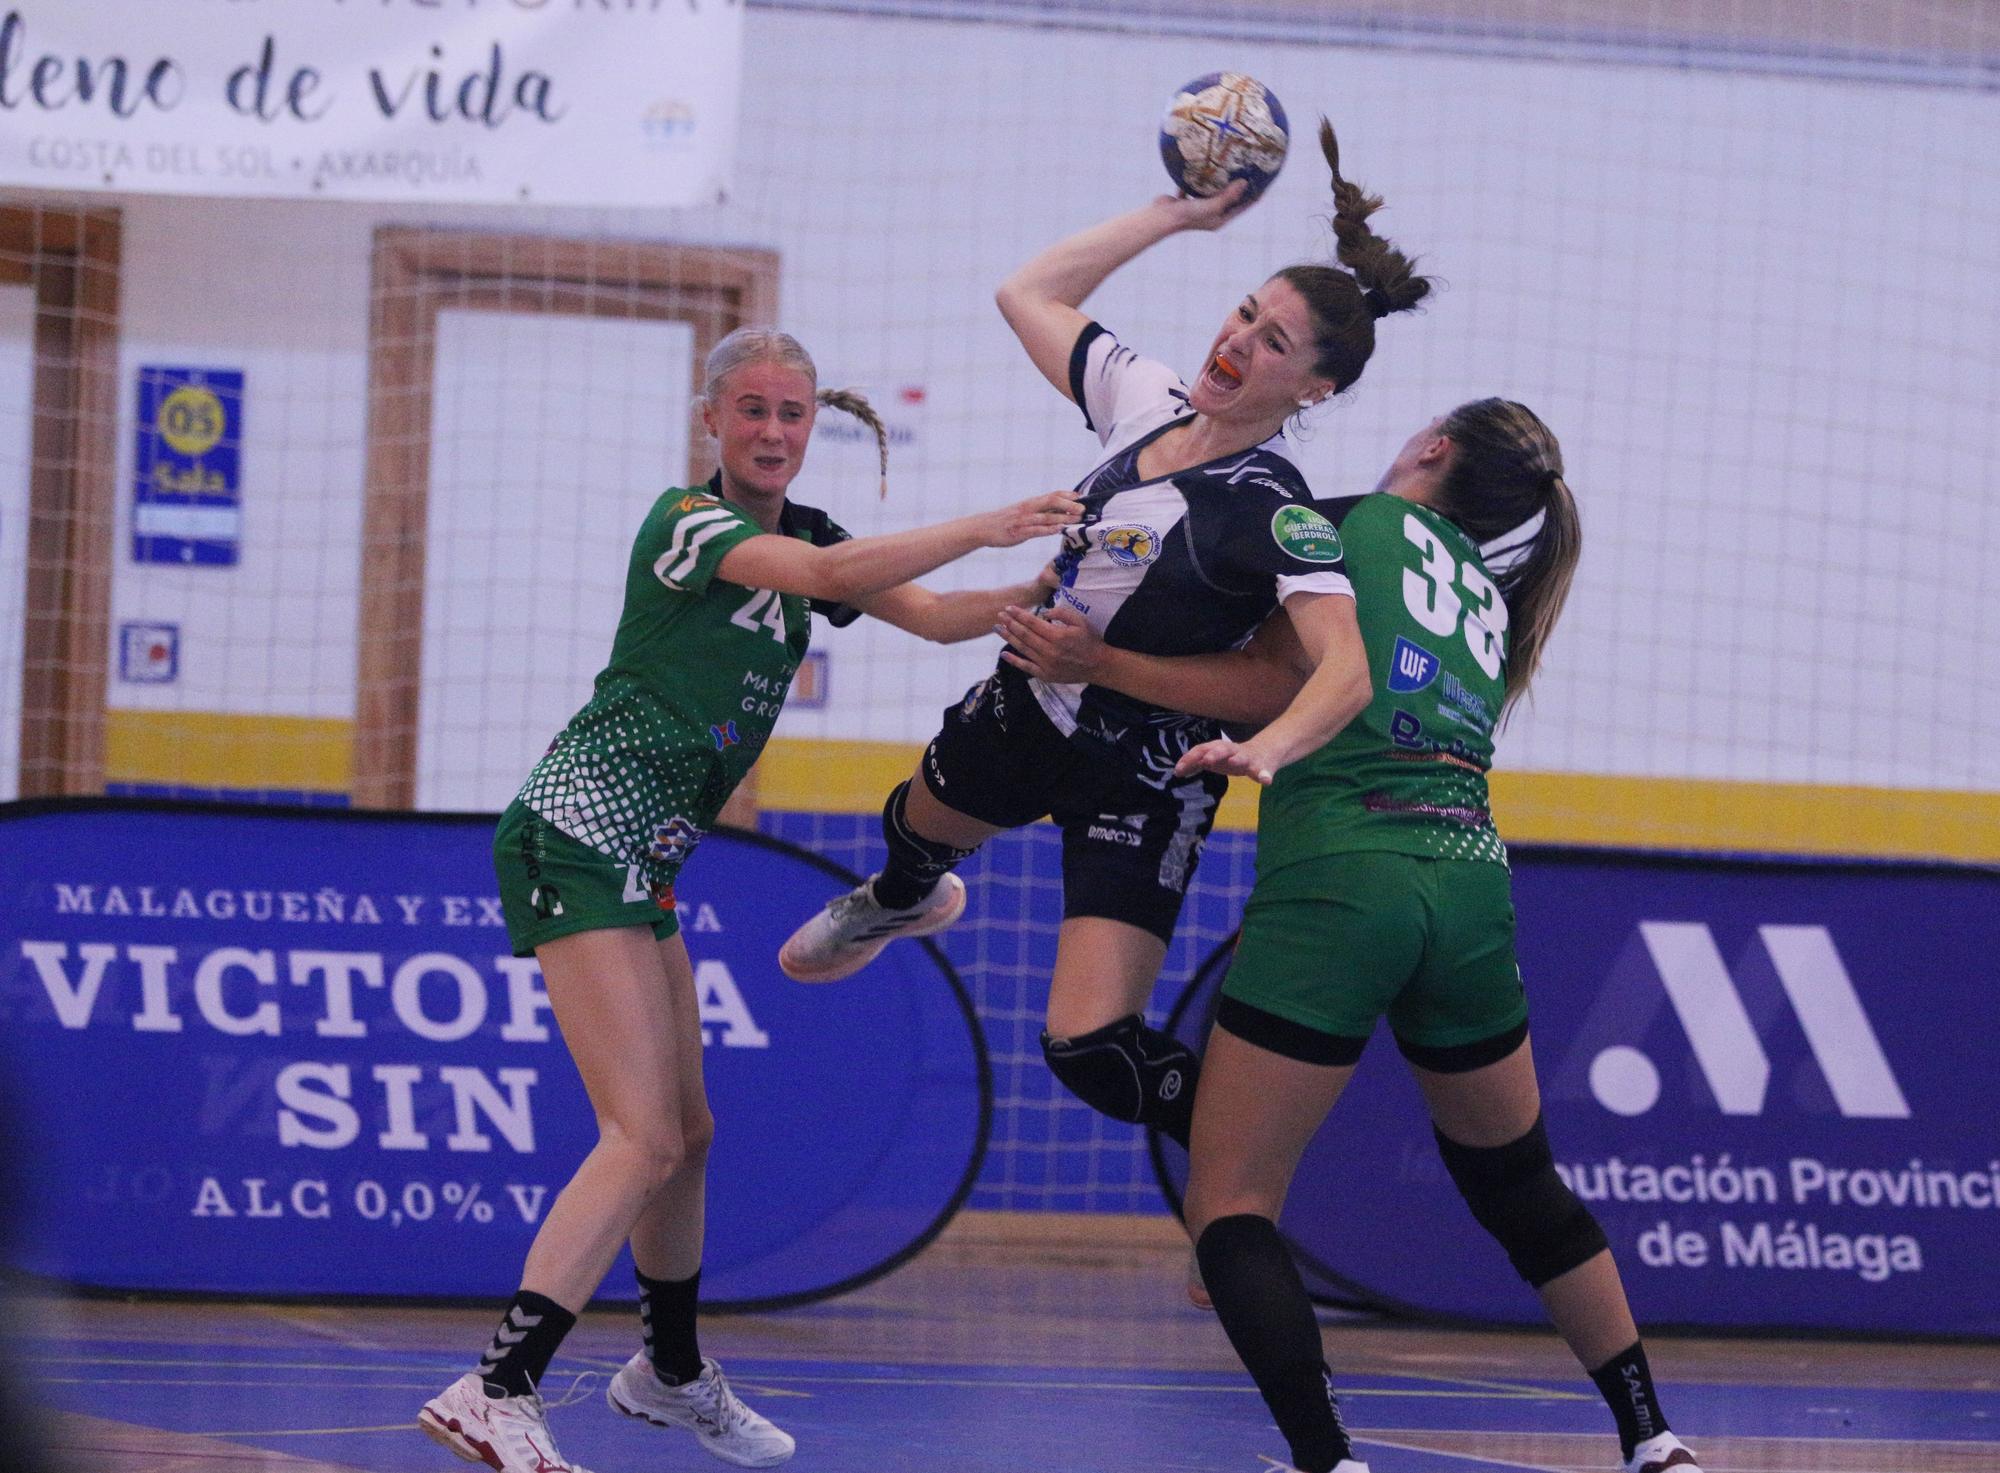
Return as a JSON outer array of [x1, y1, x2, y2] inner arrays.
[[133, 366, 243, 566], [0, 801, 988, 1307], [1155, 849, 2000, 1335]]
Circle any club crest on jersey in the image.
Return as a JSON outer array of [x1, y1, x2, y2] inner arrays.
[[1270, 504, 1343, 563], [1387, 636, 1439, 693], [650, 816, 702, 865], [1099, 524, 1161, 567], [710, 720, 741, 751]]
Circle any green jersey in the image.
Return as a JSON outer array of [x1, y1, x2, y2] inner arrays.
[[1255, 492, 1509, 876], [515, 476, 854, 884]]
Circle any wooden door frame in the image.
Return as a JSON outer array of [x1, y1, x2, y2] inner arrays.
[[353, 227, 779, 809], [1, 205, 121, 798]]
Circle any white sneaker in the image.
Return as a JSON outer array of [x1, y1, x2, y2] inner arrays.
[[417, 1372, 594, 1472], [1625, 1431, 1703, 1473], [606, 1352, 795, 1467], [777, 873, 965, 982]]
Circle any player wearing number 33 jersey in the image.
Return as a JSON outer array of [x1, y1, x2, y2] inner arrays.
[[1251, 487, 1510, 878], [1095, 400, 1704, 1473]]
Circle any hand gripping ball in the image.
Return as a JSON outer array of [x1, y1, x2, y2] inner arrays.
[[1159, 72, 1289, 202]]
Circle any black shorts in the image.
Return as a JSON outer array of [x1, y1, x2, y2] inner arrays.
[[919, 663, 1227, 943]]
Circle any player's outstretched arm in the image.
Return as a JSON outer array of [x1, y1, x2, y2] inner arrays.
[[714, 493, 1080, 606], [994, 602, 1303, 722], [996, 180, 1252, 400], [1174, 592, 1370, 784], [854, 562, 1061, 644]]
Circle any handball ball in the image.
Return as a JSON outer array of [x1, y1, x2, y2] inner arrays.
[[1159, 72, 1289, 201]]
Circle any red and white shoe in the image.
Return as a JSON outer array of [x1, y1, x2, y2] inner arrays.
[[418, 1373, 594, 1472], [1625, 1431, 1704, 1473]]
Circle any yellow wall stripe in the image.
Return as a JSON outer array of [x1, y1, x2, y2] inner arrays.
[[756, 736, 2000, 864], [93, 715, 2000, 863], [105, 710, 352, 792], [1485, 770, 2000, 862]]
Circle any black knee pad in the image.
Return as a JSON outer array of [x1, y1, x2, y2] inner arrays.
[[1435, 1114, 1608, 1288], [1041, 1014, 1199, 1146]]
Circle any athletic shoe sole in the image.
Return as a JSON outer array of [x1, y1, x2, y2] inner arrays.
[[606, 1379, 795, 1467], [417, 1407, 501, 1469], [778, 874, 966, 983]]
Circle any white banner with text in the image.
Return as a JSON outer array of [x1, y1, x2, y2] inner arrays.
[[0, 1, 742, 206]]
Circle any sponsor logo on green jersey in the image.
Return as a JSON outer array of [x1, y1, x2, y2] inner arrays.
[[1270, 504, 1343, 563], [1388, 636, 1439, 693]]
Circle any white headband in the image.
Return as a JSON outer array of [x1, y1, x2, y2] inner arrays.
[[1479, 507, 1547, 580]]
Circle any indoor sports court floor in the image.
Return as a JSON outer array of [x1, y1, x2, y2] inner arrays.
[[19, 1216, 1996, 1473]]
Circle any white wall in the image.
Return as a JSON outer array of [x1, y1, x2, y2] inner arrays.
[[417, 310, 693, 812], [99, 9, 2000, 792]]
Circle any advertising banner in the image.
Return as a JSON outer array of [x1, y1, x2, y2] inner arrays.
[[0, 2, 741, 207], [1155, 848, 2000, 1335], [133, 366, 243, 566], [0, 801, 988, 1307]]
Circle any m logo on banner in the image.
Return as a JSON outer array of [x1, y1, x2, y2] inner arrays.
[[1554, 922, 1910, 1121]]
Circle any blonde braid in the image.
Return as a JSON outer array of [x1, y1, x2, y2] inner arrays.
[[816, 386, 890, 499]]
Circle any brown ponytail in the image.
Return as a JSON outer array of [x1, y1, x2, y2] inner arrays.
[[1431, 399, 1581, 710], [815, 386, 889, 499], [1277, 118, 1433, 396]]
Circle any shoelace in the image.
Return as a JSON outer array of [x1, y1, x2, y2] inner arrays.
[[507, 1368, 601, 1419], [684, 1369, 748, 1433], [829, 887, 881, 923], [541, 1370, 602, 1411]]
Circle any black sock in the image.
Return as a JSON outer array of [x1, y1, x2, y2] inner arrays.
[[637, 1268, 704, 1386], [1196, 1214, 1351, 1473], [1590, 1340, 1670, 1459], [870, 779, 975, 910], [477, 1290, 576, 1397]]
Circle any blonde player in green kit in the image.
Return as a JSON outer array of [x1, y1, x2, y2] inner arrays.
[[417, 328, 1079, 1473], [1003, 399, 1704, 1473]]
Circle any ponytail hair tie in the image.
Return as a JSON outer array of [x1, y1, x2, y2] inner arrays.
[[1363, 285, 1395, 318]]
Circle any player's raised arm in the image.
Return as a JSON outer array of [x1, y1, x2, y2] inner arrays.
[[995, 181, 1252, 401]]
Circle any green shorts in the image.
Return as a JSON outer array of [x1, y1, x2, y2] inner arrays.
[[1220, 851, 1526, 1068], [493, 800, 679, 958]]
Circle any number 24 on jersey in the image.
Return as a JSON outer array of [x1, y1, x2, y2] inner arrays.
[[730, 588, 788, 642]]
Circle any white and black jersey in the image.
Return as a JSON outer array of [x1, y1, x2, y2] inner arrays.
[[1019, 321, 1355, 786]]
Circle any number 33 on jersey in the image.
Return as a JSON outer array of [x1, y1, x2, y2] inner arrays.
[[1258, 491, 1513, 870]]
